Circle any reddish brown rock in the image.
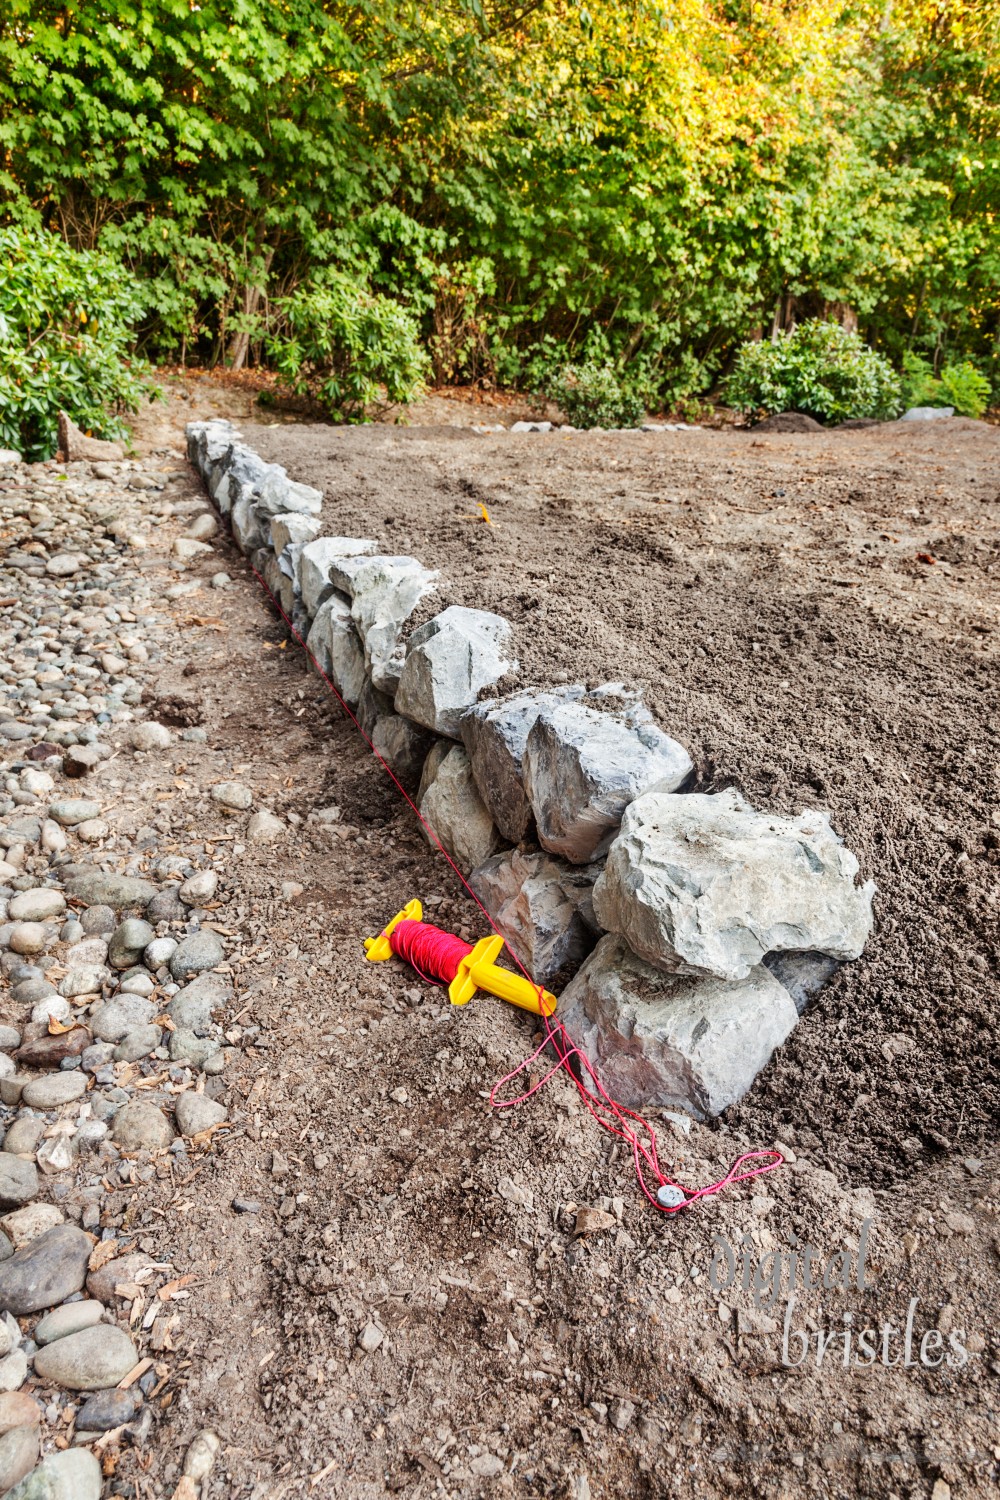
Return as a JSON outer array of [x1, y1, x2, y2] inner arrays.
[[13, 1027, 91, 1069], [57, 411, 125, 462], [0, 1389, 42, 1435]]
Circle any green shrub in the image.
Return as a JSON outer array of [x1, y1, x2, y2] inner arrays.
[[901, 352, 990, 419], [940, 363, 991, 419], [267, 272, 428, 422], [552, 361, 646, 429], [0, 227, 150, 462], [726, 321, 903, 424]]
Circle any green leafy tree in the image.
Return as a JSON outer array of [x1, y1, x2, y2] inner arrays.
[[0, 2, 996, 410], [0, 226, 150, 460]]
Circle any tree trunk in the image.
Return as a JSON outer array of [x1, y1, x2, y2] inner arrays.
[[227, 251, 274, 371]]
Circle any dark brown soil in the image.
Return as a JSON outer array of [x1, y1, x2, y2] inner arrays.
[[112, 387, 998, 1500], [246, 416, 1000, 1193]]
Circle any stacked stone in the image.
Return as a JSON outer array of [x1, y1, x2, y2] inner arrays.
[[189, 421, 876, 1123]]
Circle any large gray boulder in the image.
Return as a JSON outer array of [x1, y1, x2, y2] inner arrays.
[[557, 934, 798, 1118], [329, 556, 438, 693], [395, 606, 517, 738], [419, 746, 499, 871], [186, 420, 240, 474], [462, 686, 585, 842], [270, 512, 320, 554], [208, 442, 262, 513], [251, 469, 322, 520], [261, 549, 285, 604], [593, 788, 875, 981], [225, 457, 284, 521], [470, 849, 602, 986], [357, 679, 395, 736], [298, 537, 376, 617], [522, 702, 692, 864], [371, 714, 433, 783], [231, 494, 268, 555], [305, 594, 367, 704]]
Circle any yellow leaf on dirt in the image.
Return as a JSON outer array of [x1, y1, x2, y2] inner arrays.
[[157, 1273, 197, 1301], [89, 1239, 122, 1273]]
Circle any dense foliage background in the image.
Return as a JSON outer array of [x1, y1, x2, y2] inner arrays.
[[1, 1, 997, 412]]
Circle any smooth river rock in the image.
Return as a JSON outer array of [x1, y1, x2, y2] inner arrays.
[[4, 1449, 102, 1500], [32, 1324, 139, 1390], [0, 1225, 92, 1315], [0, 1158, 38, 1209]]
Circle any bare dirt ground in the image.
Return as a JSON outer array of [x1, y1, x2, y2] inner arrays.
[[111, 382, 998, 1500]]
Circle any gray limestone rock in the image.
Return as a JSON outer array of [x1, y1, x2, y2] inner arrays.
[[329, 555, 438, 693], [557, 934, 798, 1119], [270, 512, 320, 554], [212, 443, 266, 515], [395, 606, 517, 738], [593, 788, 875, 981], [251, 469, 322, 520], [419, 746, 499, 871], [469, 849, 602, 987], [298, 537, 376, 617], [371, 714, 434, 784], [523, 702, 693, 864], [230, 493, 268, 555], [305, 594, 366, 704], [462, 686, 585, 842], [417, 740, 452, 805], [357, 679, 394, 737]]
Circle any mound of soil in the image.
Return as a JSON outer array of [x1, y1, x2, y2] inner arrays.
[[751, 411, 824, 432]]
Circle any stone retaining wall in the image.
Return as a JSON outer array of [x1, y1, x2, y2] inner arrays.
[[188, 420, 876, 1122]]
